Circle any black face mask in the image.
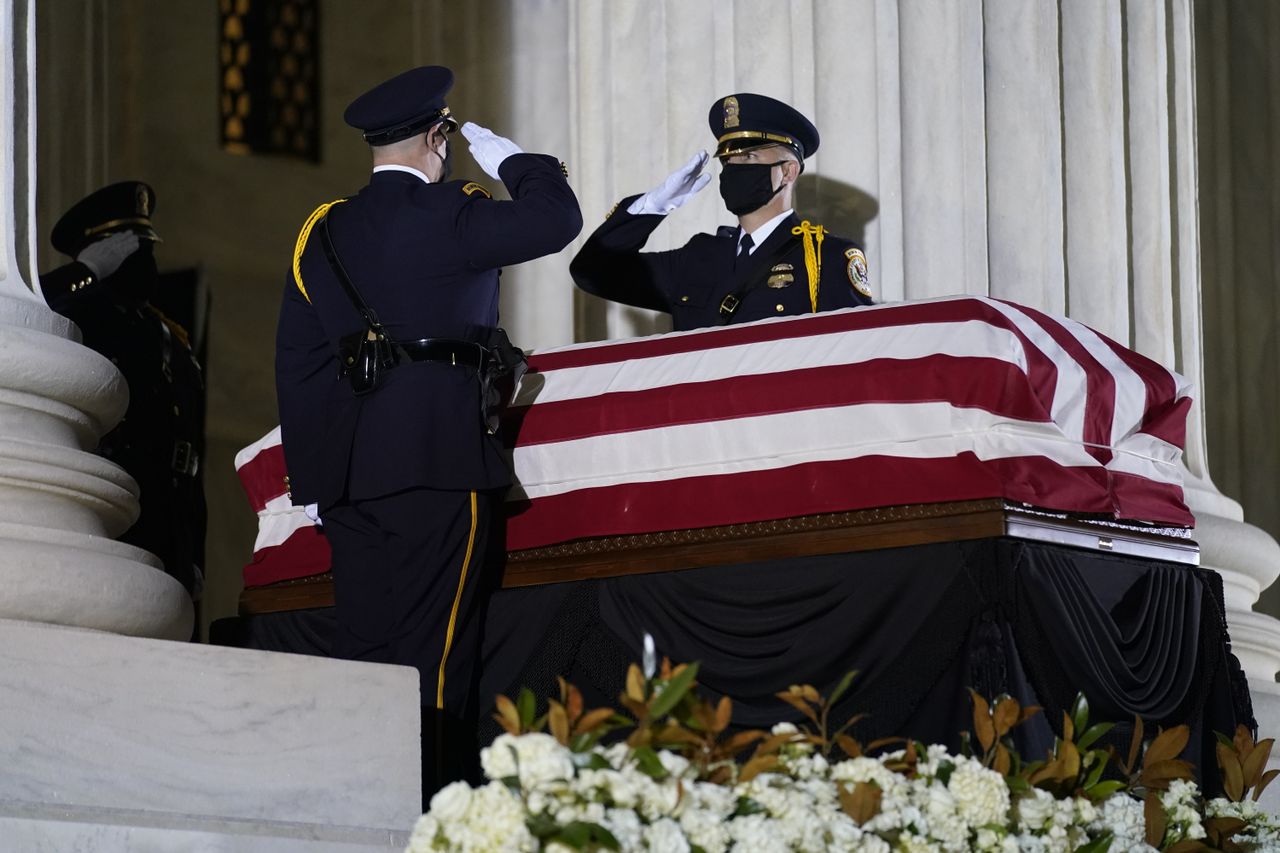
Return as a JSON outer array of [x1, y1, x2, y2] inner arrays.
[[719, 161, 787, 216]]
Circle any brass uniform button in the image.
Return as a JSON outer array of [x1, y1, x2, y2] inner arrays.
[[680, 295, 689, 304], [776, 303, 785, 312]]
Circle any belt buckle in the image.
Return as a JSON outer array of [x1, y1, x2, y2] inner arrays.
[[719, 294, 740, 317], [172, 440, 199, 477]]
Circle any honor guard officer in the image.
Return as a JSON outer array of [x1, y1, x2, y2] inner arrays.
[[570, 93, 874, 331], [41, 182, 207, 603], [274, 65, 581, 795]]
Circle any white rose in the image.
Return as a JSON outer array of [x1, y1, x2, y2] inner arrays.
[[1014, 788, 1055, 831], [427, 780, 472, 824], [404, 814, 441, 853], [644, 816, 691, 853]]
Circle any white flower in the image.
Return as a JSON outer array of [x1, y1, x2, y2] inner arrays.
[[946, 759, 1009, 827], [1013, 788, 1056, 832], [644, 817, 691, 852], [427, 781, 472, 825], [405, 814, 441, 853], [479, 732, 575, 789]]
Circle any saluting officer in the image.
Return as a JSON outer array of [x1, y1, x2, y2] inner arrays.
[[41, 182, 207, 602], [274, 66, 581, 794], [571, 93, 874, 330]]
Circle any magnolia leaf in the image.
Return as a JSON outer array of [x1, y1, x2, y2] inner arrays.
[[835, 733, 863, 759], [797, 684, 821, 704], [993, 743, 1012, 776], [1062, 710, 1075, 744], [555, 820, 621, 851], [548, 699, 570, 745], [494, 694, 522, 735], [1144, 792, 1167, 847], [517, 688, 537, 730], [1060, 740, 1081, 781], [1142, 758, 1196, 788], [732, 796, 766, 818], [1243, 739, 1274, 791], [739, 754, 779, 783], [993, 696, 1021, 739], [1073, 833, 1114, 853], [649, 662, 699, 719], [1218, 742, 1246, 802], [827, 670, 859, 708], [1071, 693, 1090, 740], [970, 690, 996, 753], [1084, 780, 1128, 801], [1164, 841, 1211, 853], [1082, 751, 1108, 790], [1203, 815, 1248, 844], [566, 682, 585, 724], [1255, 768, 1280, 801], [837, 781, 882, 825], [1146, 726, 1191, 767], [1019, 705, 1043, 724], [631, 746, 669, 779], [1077, 722, 1115, 752], [832, 713, 868, 741], [572, 707, 619, 737], [714, 696, 732, 734], [721, 729, 767, 755], [625, 664, 646, 704], [775, 692, 821, 727], [1233, 724, 1255, 757], [1127, 715, 1145, 776], [866, 736, 906, 753]]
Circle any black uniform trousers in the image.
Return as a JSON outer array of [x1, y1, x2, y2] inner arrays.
[[321, 486, 503, 797]]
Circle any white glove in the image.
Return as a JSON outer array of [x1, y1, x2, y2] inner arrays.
[[627, 150, 712, 215], [461, 121, 524, 181], [76, 231, 141, 280]]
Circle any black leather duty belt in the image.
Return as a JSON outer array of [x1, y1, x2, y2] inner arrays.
[[397, 337, 487, 370]]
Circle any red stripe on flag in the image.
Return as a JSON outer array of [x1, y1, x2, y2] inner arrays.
[[236, 444, 290, 513], [503, 454, 1140, 551], [998, 301, 1115, 463], [503, 356, 1053, 448], [243, 526, 332, 589]]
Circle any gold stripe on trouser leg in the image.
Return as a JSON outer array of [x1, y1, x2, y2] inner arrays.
[[437, 490, 478, 710]]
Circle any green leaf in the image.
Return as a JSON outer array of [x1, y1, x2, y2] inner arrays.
[[526, 812, 560, 839], [1082, 751, 1109, 789], [1077, 722, 1115, 751], [1006, 775, 1031, 793], [517, 688, 537, 729], [936, 760, 955, 786], [553, 821, 621, 851], [732, 796, 767, 818], [1071, 694, 1090, 738], [649, 662, 701, 719], [1072, 831, 1114, 853], [632, 746, 670, 780], [570, 749, 612, 770], [1084, 780, 1128, 801], [827, 670, 859, 708], [500, 774, 522, 796]]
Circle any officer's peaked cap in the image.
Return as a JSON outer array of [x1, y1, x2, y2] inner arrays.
[[344, 65, 459, 146], [709, 93, 819, 161], [51, 180, 160, 257]]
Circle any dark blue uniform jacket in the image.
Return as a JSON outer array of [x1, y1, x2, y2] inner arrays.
[[276, 153, 581, 510], [570, 194, 873, 331]]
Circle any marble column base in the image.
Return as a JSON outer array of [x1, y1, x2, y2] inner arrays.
[[0, 619, 421, 845], [1248, 680, 1280, 814]]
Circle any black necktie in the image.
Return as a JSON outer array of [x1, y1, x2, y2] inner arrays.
[[736, 233, 754, 268]]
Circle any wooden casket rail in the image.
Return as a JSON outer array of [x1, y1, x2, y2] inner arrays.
[[237, 499, 1198, 616]]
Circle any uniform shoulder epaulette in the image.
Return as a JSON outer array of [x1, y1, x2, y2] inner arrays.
[[291, 198, 347, 302], [461, 181, 491, 199]]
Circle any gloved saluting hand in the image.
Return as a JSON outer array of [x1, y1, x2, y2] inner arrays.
[[462, 121, 525, 181], [627, 150, 712, 216], [76, 231, 141, 280]]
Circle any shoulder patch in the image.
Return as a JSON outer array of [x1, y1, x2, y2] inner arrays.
[[844, 246, 872, 299], [292, 198, 347, 303], [462, 181, 492, 199]]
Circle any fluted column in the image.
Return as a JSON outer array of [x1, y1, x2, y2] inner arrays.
[[0, 0, 190, 640]]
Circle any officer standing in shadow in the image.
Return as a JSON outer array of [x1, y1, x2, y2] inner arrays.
[[571, 93, 875, 331], [41, 182, 207, 606], [275, 65, 581, 798]]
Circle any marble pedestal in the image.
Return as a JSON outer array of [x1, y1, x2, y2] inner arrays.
[[0, 618, 420, 851]]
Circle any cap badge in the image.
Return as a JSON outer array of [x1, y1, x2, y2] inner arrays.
[[845, 247, 872, 298], [136, 184, 150, 217], [723, 96, 740, 129]]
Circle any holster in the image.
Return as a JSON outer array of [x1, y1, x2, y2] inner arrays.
[[479, 327, 528, 435], [337, 330, 401, 396]]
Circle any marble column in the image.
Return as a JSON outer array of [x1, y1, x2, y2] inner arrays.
[[0, 0, 190, 640]]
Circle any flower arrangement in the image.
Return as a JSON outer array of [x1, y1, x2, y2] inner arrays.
[[407, 654, 1280, 853]]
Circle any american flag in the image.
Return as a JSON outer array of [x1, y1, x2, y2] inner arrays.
[[239, 296, 1191, 584]]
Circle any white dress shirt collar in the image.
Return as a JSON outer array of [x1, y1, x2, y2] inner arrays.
[[739, 208, 795, 254], [373, 164, 432, 184]]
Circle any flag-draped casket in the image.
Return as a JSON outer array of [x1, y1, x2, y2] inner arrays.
[[237, 297, 1192, 588]]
